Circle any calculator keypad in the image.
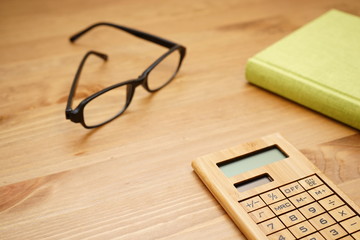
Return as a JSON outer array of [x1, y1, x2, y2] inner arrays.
[[240, 175, 360, 239]]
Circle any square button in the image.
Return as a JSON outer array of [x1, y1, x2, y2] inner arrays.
[[288, 221, 316, 238], [329, 205, 356, 222], [299, 232, 325, 240], [352, 231, 360, 239], [249, 206, 275, 223], [258, 217, 285, 235], [260, 188, 286, 205], [320, 224, 347, 239], [268, 229, 295, 240], [340, 216, 360, 234], [280, 182, 305, 197], [318, 195, 345, 211], [309, 212, 336, 230], [298, 175, 323, 190], [240, 196, 266, 212], [289, 192, 315, 208], [279, 209, 306, 227], [308, 184, 334, 200], [269, 199, 296, 215], [299, 202, 325, 219]]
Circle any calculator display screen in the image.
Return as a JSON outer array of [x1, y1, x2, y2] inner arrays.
[[217, 146, 288, 177]]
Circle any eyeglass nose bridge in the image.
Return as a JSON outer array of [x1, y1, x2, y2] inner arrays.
[[121, 79, 142, 110], [126, 84, 135, 104], [127, 75, 147, 93]]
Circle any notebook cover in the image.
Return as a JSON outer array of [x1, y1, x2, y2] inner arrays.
[[245, 10, 360, 130]]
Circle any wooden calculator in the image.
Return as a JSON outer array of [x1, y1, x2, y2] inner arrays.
[[192, 134, 360, 240]]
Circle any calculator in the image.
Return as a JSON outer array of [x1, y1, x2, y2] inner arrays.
[[192, 134, 360, 240]]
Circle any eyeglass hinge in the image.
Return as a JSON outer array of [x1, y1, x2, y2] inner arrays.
[[65, 109, 81, 123], [65, 109, 72, 119]]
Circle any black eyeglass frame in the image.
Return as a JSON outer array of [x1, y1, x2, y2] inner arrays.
[[65, 22, 186, 129]]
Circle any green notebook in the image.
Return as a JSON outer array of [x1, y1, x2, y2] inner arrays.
[[245, 10, 360, 130]]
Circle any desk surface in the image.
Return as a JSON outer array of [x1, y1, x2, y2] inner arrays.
[[0, 0, 359, 239]]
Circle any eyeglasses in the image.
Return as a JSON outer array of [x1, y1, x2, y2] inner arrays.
[[65, 22, 186, 129]]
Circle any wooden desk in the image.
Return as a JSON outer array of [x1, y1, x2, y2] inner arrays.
[[0, 0, 359, 239]]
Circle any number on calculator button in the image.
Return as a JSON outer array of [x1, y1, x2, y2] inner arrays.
[[288, 221, 316, 238], [309, 213, 336, 230], [279, 210, 305, 227], [258, 218, 285, 235], [267, 229, 295, 240], [299, 202, 325, 219], [319, 224, 347, 239], [298, 232, 325, 240]]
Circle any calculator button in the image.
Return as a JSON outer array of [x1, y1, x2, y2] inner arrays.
[[309, 212, 336, 230], [240, 196, 266, 212], [288, 221, 316, 238], [351, 231, 360, 239], [289, 192, 315, 208], [299, 202, 325, 219], [308, 184, 334, 200], [260, 189, 286, 205], [249, 206, 275, 223], [340, 216, 360, 234], [280, 182, 305, 197], [269, 199, 296, 215], [267, 229, 295, 240], [279, 209, 306, 227], [320, 224, 347, 239], [318, 195, 345, 211], [329, 205, 356, 222], [258, 217, 285, 235], [298, 175, 323, 190], [299, 232, 325, 240]]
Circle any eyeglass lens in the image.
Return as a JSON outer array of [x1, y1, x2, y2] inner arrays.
[[83, 85, 128, 127], [147, 50, 181, 91]]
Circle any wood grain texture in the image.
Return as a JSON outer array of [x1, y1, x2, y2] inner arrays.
[[0, 0, 359, 239]]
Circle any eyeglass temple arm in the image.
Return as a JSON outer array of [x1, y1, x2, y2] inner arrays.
[[69, 22, 178, 49], [66, 51, 108, 115]]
